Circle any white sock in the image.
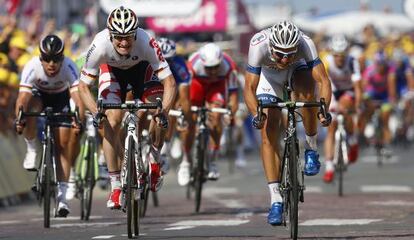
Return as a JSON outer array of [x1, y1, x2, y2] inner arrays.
[[149, 145, 160, 163], [25, 138, 38, 152], [268, 182, 283, 204], [58, 182, 68, 202], [109, 171, 121, 190], [209, 149, 219, 163], [236, 144, 244, 160], [160, 141, 171, 156], [348, 134, 357, 146], [325, 160, 334, 172], [182, 152, 190, 164], [305, 134, 318, 150]]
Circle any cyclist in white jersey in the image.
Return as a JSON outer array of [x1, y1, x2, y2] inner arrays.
[[243, 21, 332, 225], [78, 6, 176, 210], [322, 35, 362, 183], [15, 35, 82, 217]]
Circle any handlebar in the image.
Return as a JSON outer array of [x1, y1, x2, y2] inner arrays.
[[190, 106, 231, 115], [257, 98, 329, 120], [16, 106, 81, 132], [97, 98, 162, 111]]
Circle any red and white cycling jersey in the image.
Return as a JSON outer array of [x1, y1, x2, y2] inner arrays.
[[19, 56, 79, 94], [79, 28, 172, 85], [187, 52, 238, 106]]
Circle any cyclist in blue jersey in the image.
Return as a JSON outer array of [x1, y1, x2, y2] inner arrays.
[[157, 38, 192, 179]]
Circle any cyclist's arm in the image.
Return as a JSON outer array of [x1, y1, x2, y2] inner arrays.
[[70, 88, 85, 121], [405, 68, 414, 91], [160, 74, 177, 113], [387, 72, 397, 104], [228, 91, 238, 116], [243, 71, 260, 116], [79, 80, 98, 115], [311, 62, 332, 107], [178, 84, 191, 121], [15, 91, 31, 118], [353, 80, 363, 109]]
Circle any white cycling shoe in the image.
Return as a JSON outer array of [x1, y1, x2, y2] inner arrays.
[[177, 161, 191, 186], [23, 150, 38, 171], [207, 162, 220, 181], [57, 201, 70, 218]]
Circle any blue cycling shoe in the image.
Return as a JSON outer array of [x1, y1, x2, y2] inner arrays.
[[304, 149, 320, 176], [267, 202, 283, 226]]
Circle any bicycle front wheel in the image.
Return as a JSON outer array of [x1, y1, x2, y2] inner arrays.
[[43, 139, 53, 228], [288, 141, 299, 240], [126, 136, 139, 238], [337, 137, 344, 197], [83, 137, 96, 220], [194, 133, 207, 213]]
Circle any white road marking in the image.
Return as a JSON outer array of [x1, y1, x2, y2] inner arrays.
[[236, 212, 254, 218], [212, 199, 247, 208], [164, 226, 196, 231], [362, 156, 399, 164], [360, 185, 412, 193], [300, 218, 382, 226], [169, 219, 249, 227], [30, 215, 103, 222], [92, 235, 115, 239], [120, 233, 147, 236], [0, 220, 21, 225], [52, 221, 121, 228], [304, 186, 323, 193], [204, 187, 239, 195], [368, 200, 414, 206]]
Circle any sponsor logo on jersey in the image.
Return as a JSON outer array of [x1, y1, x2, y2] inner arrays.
[[85, 44, 96, 64], [251, 33, 267, 46], [149, 38, 165, 62]]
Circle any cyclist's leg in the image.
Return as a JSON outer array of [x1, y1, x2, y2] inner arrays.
[[323, 118, 337, 183], [20, 94, 42, 170], [339, 91, 359, 163], [99, 64, 126, 208], [292, 69, 320, 176], [256, 69, 285, 225], [381, 103, 393, 146], [55, 126, 72, 216], [205, 80, 227, 180]]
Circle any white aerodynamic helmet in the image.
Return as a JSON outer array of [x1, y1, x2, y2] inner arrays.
[[158, 38, 176, 59], [107, 6, 139, 36], [330, 34, 349, 53], [270, 21, 301, 50], [199, 43, 223, 67]]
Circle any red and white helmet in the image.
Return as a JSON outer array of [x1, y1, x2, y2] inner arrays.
[[199, 43, 223, 67], [107, 6, 139, 36]]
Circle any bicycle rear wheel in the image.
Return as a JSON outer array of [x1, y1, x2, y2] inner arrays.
[[140, 183, 149, 218], [126, 136, 138, 238], [43, 139, 52, 228], [288, 141, 299, 240], [194, 133, 207, 213], [83, 137, 96, 220], [337, 135, 344, 197]]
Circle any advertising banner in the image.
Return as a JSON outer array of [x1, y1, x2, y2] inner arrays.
[[146, 0, 227, 33]]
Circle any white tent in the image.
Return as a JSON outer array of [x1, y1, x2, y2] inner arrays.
[[293, 11, 414, 37]]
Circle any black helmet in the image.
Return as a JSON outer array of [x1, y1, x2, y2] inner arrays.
[[39, 35, 64, 62]]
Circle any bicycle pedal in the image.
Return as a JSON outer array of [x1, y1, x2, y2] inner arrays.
[[31, 185, 38, 193]]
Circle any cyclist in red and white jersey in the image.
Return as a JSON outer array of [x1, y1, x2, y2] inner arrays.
[[15, 35, 82, 217], [322, 35, 362, 183], [177, 43, 238, 186], [78, 6, 177, 210]]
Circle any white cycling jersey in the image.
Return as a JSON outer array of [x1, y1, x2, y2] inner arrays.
[[80, 28, 171, 85], [323, 54, 361, 92], [19, 56, 79, 94], [246, 28, 321, 99]]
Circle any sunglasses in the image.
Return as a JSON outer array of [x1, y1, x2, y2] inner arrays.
[[205, 65, 220, 71], [111, 34, 135, 41], [271, 48, 297, 60], [40, 54, 63, 63]]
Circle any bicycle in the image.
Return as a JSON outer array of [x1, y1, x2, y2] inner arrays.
[[369, 103, 391, 167], [257, 93, 328, 240], [332, 113, 349, 197], [75, 111, 99, 221], [97, 98, 164, 239], [16, 106, 80, 228], [187, 106, 231, 213]]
